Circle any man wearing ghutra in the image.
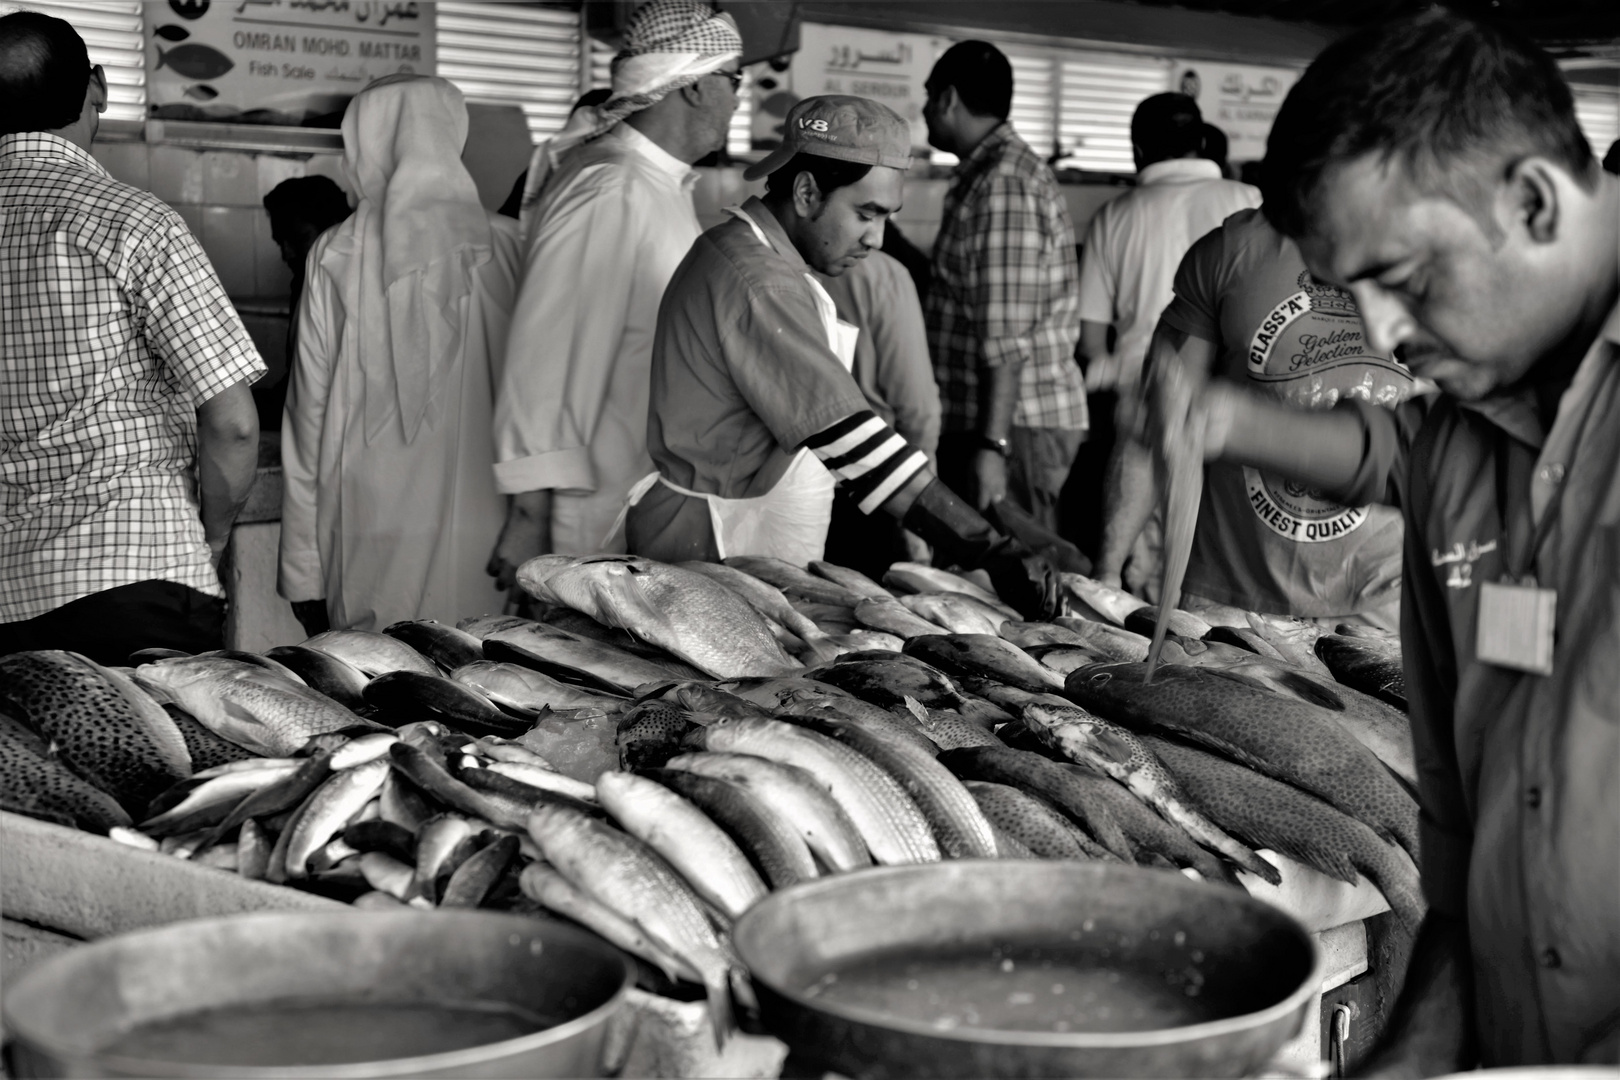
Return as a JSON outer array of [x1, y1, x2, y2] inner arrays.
[[279, 75, 520, 632], [486, 0, 742, 589]]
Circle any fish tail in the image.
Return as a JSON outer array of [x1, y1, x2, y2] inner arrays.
[[1357, 846, 1426, 935], [705, 972, 736, 1050], [154, 44, 167, 69]]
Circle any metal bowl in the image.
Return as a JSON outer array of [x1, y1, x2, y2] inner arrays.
[[2, 909, 633, 1079], [732, 860, 1321, 1079]]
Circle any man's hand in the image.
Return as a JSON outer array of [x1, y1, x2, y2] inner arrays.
[[979, 541, 1061, 621], [487, 490, 552, 593], [290, 599, 330, 638], [971, 448, 1008, 511], [901, 528, 931, 564]]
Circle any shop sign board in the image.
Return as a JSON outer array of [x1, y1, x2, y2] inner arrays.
[[144, 0, 435, 126], [1172, 60, 1299, 162], [751, 21, 949, 154]]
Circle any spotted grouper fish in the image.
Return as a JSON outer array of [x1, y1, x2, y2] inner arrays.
[[518, 555, 800, 679], [0, 651, 189, 812], [0, 711, 132, 832], [1065, 663, 1420, 860]]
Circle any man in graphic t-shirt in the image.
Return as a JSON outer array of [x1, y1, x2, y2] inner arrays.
[[1096, 207, 1431, 629]]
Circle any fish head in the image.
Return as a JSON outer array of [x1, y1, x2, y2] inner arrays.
[[515, 555, 580, 603]]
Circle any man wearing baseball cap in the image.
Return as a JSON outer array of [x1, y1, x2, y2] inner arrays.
[[613, 94, 1061, 619]]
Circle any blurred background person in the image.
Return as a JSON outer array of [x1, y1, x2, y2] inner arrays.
[[279, 75, 519, 633], [258, 175, 352, 432]]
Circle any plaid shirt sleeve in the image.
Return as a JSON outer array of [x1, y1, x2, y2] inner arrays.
[[968, 173, 1051, 370]]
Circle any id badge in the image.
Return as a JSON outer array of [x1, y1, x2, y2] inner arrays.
[[1476, 579, 1557, 676]]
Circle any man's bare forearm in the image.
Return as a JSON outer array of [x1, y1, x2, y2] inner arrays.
[[196, 380, 260, 556], [977, 361, 1022, 441], [1214, 385, 1366, 493], [1356, 912, 1475, 1078], [1095, 437, 1156, 579]]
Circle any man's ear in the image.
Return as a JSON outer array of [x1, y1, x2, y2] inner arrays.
[[791, 169, 823, 218], [1503, 156, 1562, 245], [88, 64, 108, 114]]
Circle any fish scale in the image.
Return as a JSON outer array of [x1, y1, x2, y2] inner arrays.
[[1065, 662, 1421, 859], [962, 781, 1087, 859], [135, 658, 374, 758], [0, 651, 189, 812], [0, 712, 132, 832]]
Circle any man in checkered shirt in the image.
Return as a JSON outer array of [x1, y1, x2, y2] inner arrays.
[[0, 12, 264, 664], [922, 41, 1087, 535]]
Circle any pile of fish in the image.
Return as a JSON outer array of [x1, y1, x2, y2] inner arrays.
[[0, 553, 1424, 1042]]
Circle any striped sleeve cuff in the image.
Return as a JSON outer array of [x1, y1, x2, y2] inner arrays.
[[804, 411, 930, 515]]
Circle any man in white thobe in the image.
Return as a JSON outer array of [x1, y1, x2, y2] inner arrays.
[[485, 0, 743, 589], [279, 75, 520, 632]]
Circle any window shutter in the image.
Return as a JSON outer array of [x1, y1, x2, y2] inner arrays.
[[1, 1, 145, 125], [1056, 53, 1172, 173], [1004, 47, 1059, 161], [435, 2, 584, 142], [1574, 87, 1620, 160]]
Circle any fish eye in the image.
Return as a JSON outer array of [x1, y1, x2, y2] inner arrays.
[[1090, 673, 1112, 686]]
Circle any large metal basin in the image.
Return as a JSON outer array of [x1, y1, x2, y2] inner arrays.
[[2, 910, 633, 1079], [733, 860, 1321, 1078]]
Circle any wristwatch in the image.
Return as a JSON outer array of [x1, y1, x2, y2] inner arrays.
[[976, 434, 1011, 458]]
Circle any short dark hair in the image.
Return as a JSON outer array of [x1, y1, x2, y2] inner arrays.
[[263, 176, 352, 236], [763, 152, 872, 199], [0, 12, 90, 136], [926, 40, 1012, 122], [1130, 93, 1203, 165], [1605, 138, 1620, 176], [1261, 8, 1595, 240]]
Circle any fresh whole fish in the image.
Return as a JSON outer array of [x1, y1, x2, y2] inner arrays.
[[902, 700, 1002, 752], [163, 703, 259, 770], [0, 651, 190, 811], [359, 851, 416, 901], [382, 620, 486, 673], [135, 656, 376, 757], [1000, 621, 1090, 650], [883, 563, 1018, 620], [1053, 617, 1151, 663], [486, 761, 598, 804], [1157, 637, 1416, 785], [990, 825, 1037, 859], [617, 700, 703, 770], [191, 757, 298, 781], [519, 864, 699, 984], [412, 814, 473, 902], [651, 682, 777, 724], [1241, 612, 1332, 677], [1126, 607, 1212, 657], [197, 649, 308, 684], [282, 758, 389, 878], [1027, 644, 1108, 677], [528, 803, 736, 1044], [901, 593, 1004, 636], [140, 762, 299, 835], [642, 767, 817, 888], [265, 644, 372, 709], [792, 600, 858, 633], [690, 718, 939, 865], [303, 631, 438, 678], [1059, 574, 1143, 626], [458, 765, 598, 825], [852, 596, 949, 640], [1143, 735, 1425, 932], [471, 738, 556, 769], [953, 678, 1072, 714], [343, 819, 417, 863], [0, 711, 132, 832], [938, 746, 1133, 860], [596, 770, 768, 919], [1021, 701, 1277, 883], [440, 833, 520, 908], [1204, 624, 1289, 662], [784, 713, 997, 859], [903, 634, 1066, 693], [328, 732, 399, 771], [483, 621, 700, 695], [1065, 663, 1420, 858], [450, 660, 626, 717], [679, 561, 843, 664], [1315, 627, 1407, 711], [128, 647, 190, 664], [195, 750, 333, 853], [455, 614, 536, 639], [236, 818, 271, 879], [962, 780, 1089, 860], [1047, 761, 1234, 880], [809, 560, 893, 599], [664, 752, 870, 872], [378, 768, 433, 833], [811, 653, 966, 711], [721, 556, 864, 607], [387, 742, 513, 828], [954, 692, 1014, 729], [837, 630, 905, 652], [1019, 786, 1114, 859], [362, 671, 526, 738], [519, 555, 799, 679]]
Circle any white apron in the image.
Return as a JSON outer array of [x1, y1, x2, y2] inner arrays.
[[605, 206, 858, 564]]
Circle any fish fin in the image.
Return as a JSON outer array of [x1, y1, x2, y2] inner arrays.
[[901, 695, 929, 724], [1269, 669, 1346, 711]]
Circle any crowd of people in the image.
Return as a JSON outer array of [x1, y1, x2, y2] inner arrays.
[[2, 0, 1617, 1072]]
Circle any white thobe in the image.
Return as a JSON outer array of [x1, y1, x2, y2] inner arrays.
[[492, 123, 702, 555], [278, 215, 521, 630]]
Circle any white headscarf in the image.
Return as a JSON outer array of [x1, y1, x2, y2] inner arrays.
[[340, 74, 491, 445], [518, 0, 742, 233]]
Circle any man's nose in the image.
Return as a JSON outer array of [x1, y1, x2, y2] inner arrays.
[[862, 217, 886, 249], [1351, 284, 1417, 354]]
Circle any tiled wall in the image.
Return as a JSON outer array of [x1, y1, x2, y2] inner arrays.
[[92, 140, 350, 302]]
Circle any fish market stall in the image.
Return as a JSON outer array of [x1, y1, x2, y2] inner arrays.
[[0, 555, 1419, 1077]]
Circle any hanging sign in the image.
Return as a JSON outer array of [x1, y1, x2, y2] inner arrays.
[[751, 22, 948, 155], [1172, 61, 1299, 162], [144, 0, 435, 126]]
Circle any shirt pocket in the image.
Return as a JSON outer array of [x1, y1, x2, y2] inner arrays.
[[1572, 522, 1618, 717]]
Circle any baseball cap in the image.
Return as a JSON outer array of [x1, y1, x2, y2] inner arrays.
[[743, 94, 912, 181]]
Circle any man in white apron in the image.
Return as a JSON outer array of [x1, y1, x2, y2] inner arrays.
[[616, 95, 1061, 620]]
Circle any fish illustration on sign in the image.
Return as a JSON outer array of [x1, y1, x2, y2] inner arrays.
[[182, 84, 219, 101], [155, 43, 234, 81], [168, 0, 209, 18], [153, 24, 190, 42]]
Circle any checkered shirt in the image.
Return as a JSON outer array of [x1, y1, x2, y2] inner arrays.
[[0, 134, 265, 623], [925, 123, 1087, 433]]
